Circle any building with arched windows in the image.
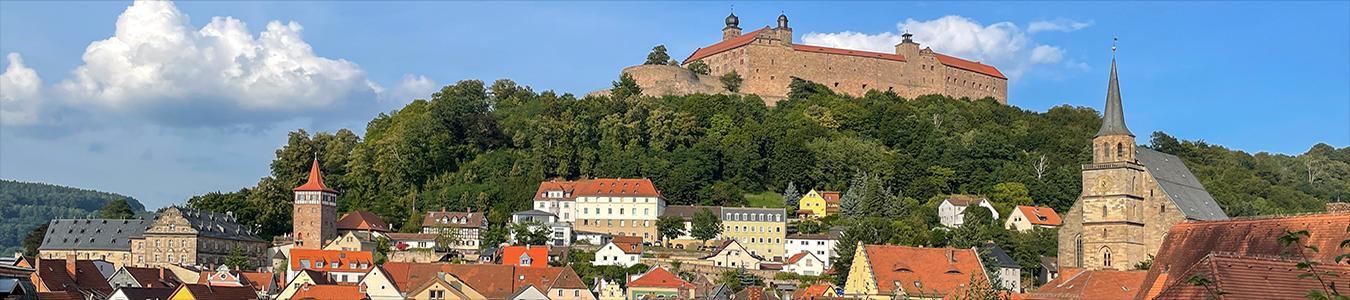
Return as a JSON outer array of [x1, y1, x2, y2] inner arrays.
[[1055, 54, 1227, 271]]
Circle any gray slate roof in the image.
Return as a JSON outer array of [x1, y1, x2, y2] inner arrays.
[[168, 207, 264, 241], [1096, 58, 1134, 137], [1136, 147, 1228, 221], [662, 205, 720, 220], [40, 219, 149, 251], [981, 243, 1020, 269]]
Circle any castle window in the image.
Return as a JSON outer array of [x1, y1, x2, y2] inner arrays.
[[1116, 143, 1125, 159], [1102, 206, 1107, 218], [1161, 204, 1166, 213], [1074, 235, 1083, 267], [862, 84, 868, 89], [833, 82, 840, 88]]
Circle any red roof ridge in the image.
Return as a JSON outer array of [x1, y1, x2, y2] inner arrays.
[[294, 159, 337, 193], [683, 28, 769, 63], [933, 53, 1007, 79]]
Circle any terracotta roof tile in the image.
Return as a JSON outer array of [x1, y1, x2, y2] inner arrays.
[[501, 246, 550, 267], [294, 159, 336, 193], [795, 283, 835, 299], [335, 210, 390, 232], [421, 211, 488, 228], [1137, 213, 1350, 299], [535, 180, 582, 201], [577, 178, 662, 198], [792, 44, 906, 62], [1014, 205, 1062, 226], [611, 235, 644, 255], [1026, 268, 1146, 300], [682, 29, 1004, 80], [1151, 253, 1350, 300], [628, 267, 695, 290], [34, 259, 111, 294], [934, 53, 1007, 79], [381, 262, 586, 299], [174, 284, 259, 300], [683, 28, 768, 63], [291, 284, 364, 300], [860, 245, 986, 297], [289, 249, 374, 272]]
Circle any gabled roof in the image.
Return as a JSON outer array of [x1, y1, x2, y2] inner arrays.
[[683, 28, 769, 63], [1136, 147, 1228, 221], [335, 210, 390, 232], [943, 195, 988, 207], [663, 205, 720, 220], [1013, 206, 1062, 226], [627, 267, 695, 290], [422, 211, 488, 228], [238, 271, 276, 293], [112, 287, 174, 300], [291, 284, 364, 300], [792, 44, 906, 62], [289, 249, 374, 272], [1136, 213, 1350, 299], [786, 252, 821, 265], [406, 273, 477, 300], [501, 246, 549, 267], [294, 159, 337, 193], [858, 245, 986, 297], [795, 284, 834, 299], [33, 259, 112, 295], [380, 262, 585, 299], [1150, 253, 1350, 300], [576, 178, 662, 198], [702, 240, 764, 261], [121, 266, 180, 288], [934, 53, 1007, 79], [609, 236, 643, 255], [733, 286, 781, 300], [818, 191, 842, 205], [980, 244, 1020, 269], [1027, 268, 1146, 300], [172, 284, 259, 300], [39, 219, 148, 251], [534, 180, 582, 201]]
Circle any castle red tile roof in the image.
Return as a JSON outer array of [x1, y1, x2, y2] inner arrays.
[[1014, 205, 1062, 226], [290, 284, 365, 300], [627, 267, 695, 290], [792, 44, 907, 62], [501, 245, 550, 267], [577, 178, 662, 198], [1136, 213, 1350, 299], [1150, 253, 1350, 300], [611, 235, 644, 255], [1026, 268, 1146, 300], [858, 245, 986, 298], [289, 249, 374, 272], [683, 28, 768, 63], [294, 159, 336, 193], [335, 210, 390, 232], [934, 53, 1007, 79], [171, 284, 259, 300]]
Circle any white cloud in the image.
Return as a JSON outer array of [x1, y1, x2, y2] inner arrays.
[[55, 0, 376, 126], [801, 15, 1082, 81], [378, 74, 440, 103], [1028, 19, 1094, 33], [0, 53, 42, 126], [1030, 45, 1064, 64]]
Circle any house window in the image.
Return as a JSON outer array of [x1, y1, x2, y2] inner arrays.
[[430, 290, 445, 300]]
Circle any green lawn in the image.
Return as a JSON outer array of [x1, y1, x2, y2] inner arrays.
[[744, 191, 785, 208]]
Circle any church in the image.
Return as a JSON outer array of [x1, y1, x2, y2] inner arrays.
[[1056, 51, 1228, 271]]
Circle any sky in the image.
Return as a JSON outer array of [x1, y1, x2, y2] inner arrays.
[[1, 1, 1347, 209]]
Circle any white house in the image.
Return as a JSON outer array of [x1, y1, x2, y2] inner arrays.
[[1004, 205, 1062, 232], [385, 233, 437, 250], [785, 232, 839, 267], [510, 210, 574, 246], [784, 251, 826, 276], [938, 195, 999, 228], [593, 236, 643, 267], [359, 265, 404, 300], [534, 180, 580, 223], [983, 244, 1023, 293], [702, 239, 763, 269]]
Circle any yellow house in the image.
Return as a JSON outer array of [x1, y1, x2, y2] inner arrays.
[[798, 189, 841, 218], [168, 284, 259, 300], [843, 242, 988, 299], [406, 272, 487, 300]]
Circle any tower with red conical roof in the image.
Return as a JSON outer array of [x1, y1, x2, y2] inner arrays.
[[293, 159, 337, 249]]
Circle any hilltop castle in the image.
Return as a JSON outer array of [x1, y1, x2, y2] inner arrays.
[[610, 13, 1008, 105]]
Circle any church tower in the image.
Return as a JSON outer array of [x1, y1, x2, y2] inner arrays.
[[292, 159, 337, 249], [1069, 48, 1149, 270], [722, 12, 741, 41]]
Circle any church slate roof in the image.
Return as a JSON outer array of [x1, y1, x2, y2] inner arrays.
[[39, 219, 149, 251], [1135, 147, 1228, 221], [1096, 58, 1134, 137], [981, 244, 1020, 269]]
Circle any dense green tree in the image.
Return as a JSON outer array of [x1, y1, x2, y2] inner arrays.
[[511, 221, 552, 245], [691, 208, 723, 241], [783, 182, 802, 209], [224, 246, 253, 270], [1, 180, 146, 253], [687, 60, 710, 75], [720, 71, 743, 93], [611, 73, 642, 100], [656, 215, 686, 244], [99, 199, 136, 219], [21, 223, 47, 257], [645, 45, 671, 65]]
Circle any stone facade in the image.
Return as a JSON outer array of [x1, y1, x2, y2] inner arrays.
[[292, 159, 338, 250], [573, 178, 665, 241], [131, 206, 267, 269], [655, 14, 1007, 105]]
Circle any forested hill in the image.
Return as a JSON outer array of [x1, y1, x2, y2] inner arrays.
[[185, 77, 1349, 239], [0, 180, 148, 253]]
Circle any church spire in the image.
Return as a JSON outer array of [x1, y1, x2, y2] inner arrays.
[[1096, 37, 1133, 137], [294, 158, 336, 193]]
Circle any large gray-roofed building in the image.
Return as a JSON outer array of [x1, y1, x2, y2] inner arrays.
[[720, 207, 785, 222], [166, 207, 264, 241], [662, 205, 720, 220], [1135, 147, 1228, 221], [40, 219, 149, 251]]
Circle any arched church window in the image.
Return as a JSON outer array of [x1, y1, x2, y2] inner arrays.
[[1116, 143, 1125, 159], [1075, 235, 1084, 267], [1102, 247, 1113, 267]]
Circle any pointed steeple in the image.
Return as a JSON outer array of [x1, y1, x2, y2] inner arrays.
[[1096, 41, 1134, 137], [293, 158, 336, 193]]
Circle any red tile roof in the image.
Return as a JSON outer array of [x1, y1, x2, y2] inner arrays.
[[294, 159, 337, 193], [1137, 213, 1350, 299], [792, 44, 906, 62], [859, 245, 986, 297], [534, 180, 582, 201], [820, 192, 841, 205], [421, 211, 488, 228], [786, 252, 818, 264], [734, 286, 781, 300], [944, 195, 988, 207], [627, 267, 695, 290], [501, 246, 550, 267], [336, 210, 390, 232], [380, 262, 587, 299], [934, 53, 1006, 79], [795, 284, 835, 299], [33, 259, 111, 295], [611, 235, 644, 255], [173, 284, 259, 300], [291, 284, 364, 300], [577, 178, 662, 198], [683, 28, 768, 63], [239, 271, 276, 293], [1151, 253, 1350, 300], [123, 267, 180, 288], [289, 249, 374, 273], [1027, 268, 1146, 300], [1014, 205, 1062, 226]]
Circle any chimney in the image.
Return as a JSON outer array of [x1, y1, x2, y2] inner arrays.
[[947, 250, 956, 263], [1327, 202, 1350, 214], [65, 253, 77, 278]]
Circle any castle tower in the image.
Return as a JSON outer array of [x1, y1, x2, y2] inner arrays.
[[722, 12, 741, 41], [1072, 49, 1148, 270], [775, 13, 793, 46], [895, 32, 920, 58], [292, 159, 337, 249]]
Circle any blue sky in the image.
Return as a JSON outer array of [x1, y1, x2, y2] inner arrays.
[[1, 1, 1346, 209]]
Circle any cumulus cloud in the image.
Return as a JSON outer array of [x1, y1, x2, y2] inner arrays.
[[377, 74, 440, 103], [1, 53, 42, 126], [1028, 18, 1094, 33], [801, 15, 1081, 81], [54, 0, 376, 127]]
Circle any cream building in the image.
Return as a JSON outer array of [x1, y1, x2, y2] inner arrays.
[[702, 239, 763, 269], [573, 178, 666, 241], [720, 207, 786, 261]]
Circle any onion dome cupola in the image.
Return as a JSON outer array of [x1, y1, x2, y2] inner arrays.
[[725, 12, 740, 29], [777, 13, 789, 29]]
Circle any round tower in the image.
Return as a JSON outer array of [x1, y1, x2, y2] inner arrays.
[[723, 12, 741, 40]]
